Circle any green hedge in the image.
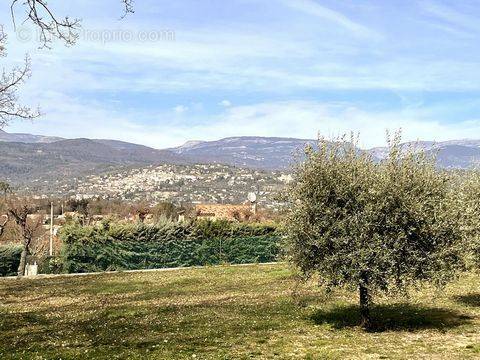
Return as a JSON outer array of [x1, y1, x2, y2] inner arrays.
[[0, 245, 22, 277], [59, 220, 281, 273]]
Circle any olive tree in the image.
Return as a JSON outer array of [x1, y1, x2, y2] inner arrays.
[[285, 134, 463, 328]]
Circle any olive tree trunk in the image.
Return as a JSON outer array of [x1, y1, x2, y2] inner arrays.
[[17, 236, 32, 277], [359, 272, 372, 329], [0, 214, 8, 237], [17, 246, 28, 276]]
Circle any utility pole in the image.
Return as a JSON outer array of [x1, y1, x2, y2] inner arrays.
[[49, 202, 54, 256]]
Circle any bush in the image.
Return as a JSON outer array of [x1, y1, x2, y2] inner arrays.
[[38, 256, 64, 274], [0, 244, 22, 277], [59, 220, 280, 273]]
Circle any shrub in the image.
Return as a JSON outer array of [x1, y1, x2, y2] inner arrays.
[[59, 220, 280, 273], [0, 244, 22, 277]]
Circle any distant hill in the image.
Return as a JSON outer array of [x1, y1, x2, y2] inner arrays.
[[0, 129, 63, 143], [0, 130, 479, 192], [172, 137, 480, 170], [169, 136, 317, 170], [0, 138, 188, 186], [370, 140, 480, 169]]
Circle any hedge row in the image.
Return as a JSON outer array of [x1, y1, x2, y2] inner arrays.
[[0, 245, 22, 277], [59, 220, 281, 273]]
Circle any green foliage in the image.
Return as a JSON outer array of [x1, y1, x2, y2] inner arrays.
[[285, 134, 464, 301], [460, 171, 480, 266], [65, 198, 89, 216], [59, 220, 280, 273], [151, 202, 178, 221], [0, 244, 22, 276], [38, 256, 64, 275], [0, 181, 11, 199]]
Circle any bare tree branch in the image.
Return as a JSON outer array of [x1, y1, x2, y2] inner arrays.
[[10, 0, 135, 47], [0, 31, 40, 128], [121, 0, 135, 19], [10, 0, 81, 48], [1, 1, 134, 128], [0, 26, 6, 54]]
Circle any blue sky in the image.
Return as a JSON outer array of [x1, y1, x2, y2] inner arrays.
[[3, 0, 480, 148]]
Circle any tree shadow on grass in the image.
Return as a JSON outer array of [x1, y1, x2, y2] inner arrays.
[[310, 303, 472, 332], [453, 293, 480, 307]]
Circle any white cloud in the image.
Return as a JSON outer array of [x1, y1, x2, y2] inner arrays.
[[8, 99, 480, 150], [421, 1, 480, 33], [4, 1, 480, 99], [279, 0, 381, 39], [174, 105, 188, 113], [3, 0, 480, 148], [189, 101, 480, 149]]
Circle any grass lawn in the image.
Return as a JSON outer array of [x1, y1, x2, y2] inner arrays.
[[1, 263, 480, 359]]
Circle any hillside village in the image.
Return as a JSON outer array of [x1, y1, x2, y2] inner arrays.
[[29, 164, 292, 211]]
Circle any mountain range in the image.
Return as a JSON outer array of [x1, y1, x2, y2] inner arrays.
[[0, 137, 188, 184], [169, 136, 318, 170], [0, 129, 63, 144], [171, 137, 480, 169], [0, 130, 479, 188], [369, 140, 480, 168]]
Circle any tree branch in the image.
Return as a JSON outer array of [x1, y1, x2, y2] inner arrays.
[[2, 1, 134, 127], [10, 0, 81, 48], [0, 53, 41, 128], [10, 0, 135, 47], [121, 0, 135, 19]]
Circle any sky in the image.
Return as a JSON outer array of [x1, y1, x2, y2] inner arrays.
[[2, 0, 480, 149]]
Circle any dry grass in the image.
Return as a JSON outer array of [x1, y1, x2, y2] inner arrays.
[[1, 264, 480, 359]]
